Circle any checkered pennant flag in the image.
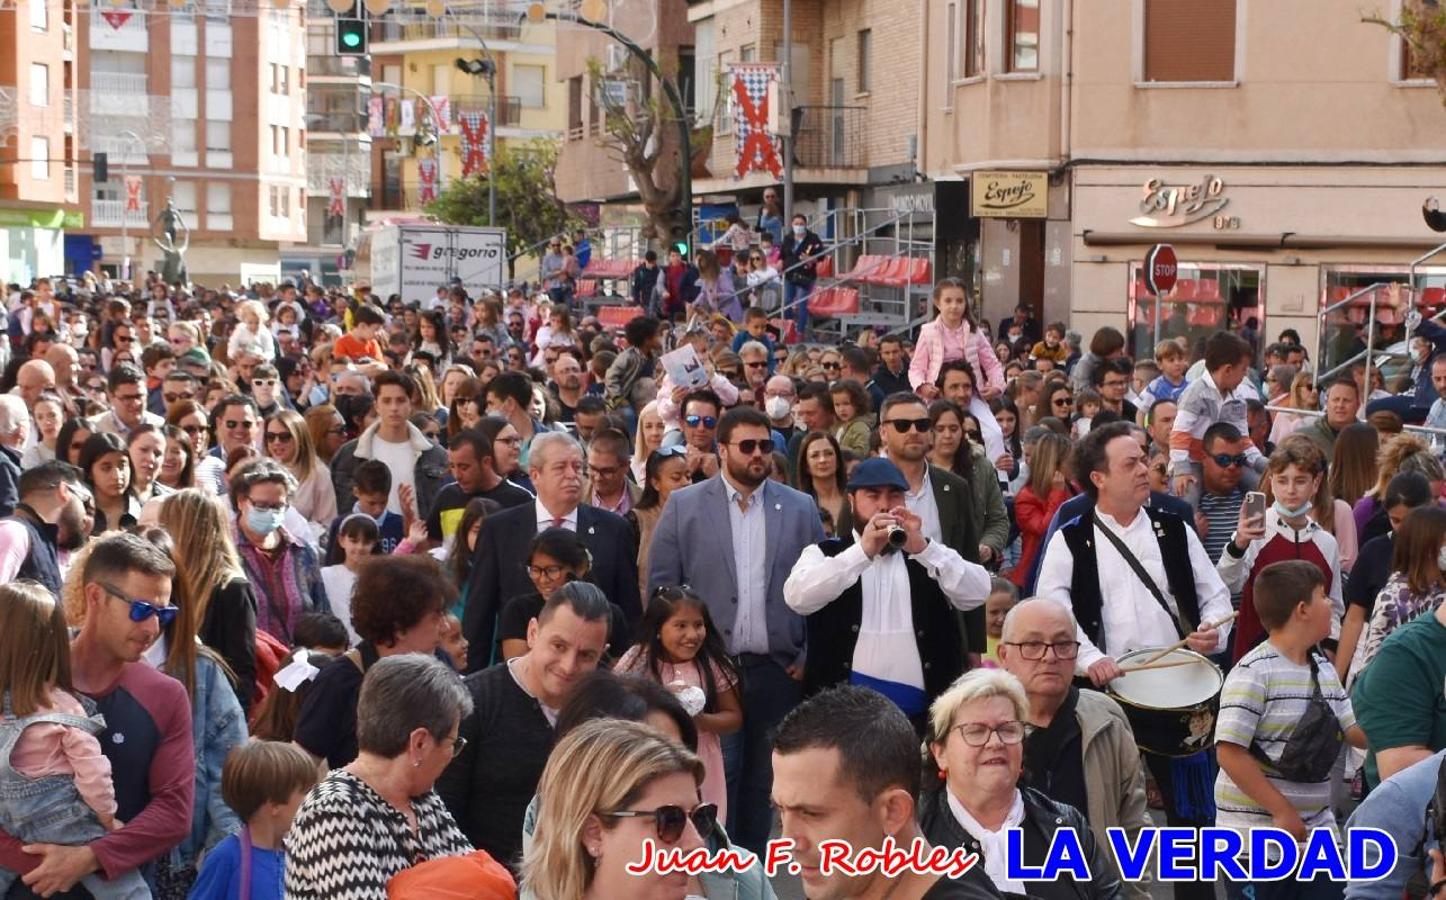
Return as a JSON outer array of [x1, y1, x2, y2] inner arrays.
[[730, 64, 783, 180]]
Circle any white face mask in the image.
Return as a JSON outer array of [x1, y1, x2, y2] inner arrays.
[[792, 224, 806, 237], [765, 395, 792, 420]]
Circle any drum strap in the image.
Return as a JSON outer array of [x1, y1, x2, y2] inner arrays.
[[1091, 513, 1188, 640]]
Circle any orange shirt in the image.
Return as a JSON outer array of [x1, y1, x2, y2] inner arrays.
[[333, 333, 383, 362]]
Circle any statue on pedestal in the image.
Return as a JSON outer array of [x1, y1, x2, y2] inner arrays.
[[152, 197, 190, 286]]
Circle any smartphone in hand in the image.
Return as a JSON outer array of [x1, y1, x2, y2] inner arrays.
[[1244, 491, 1267, 522]]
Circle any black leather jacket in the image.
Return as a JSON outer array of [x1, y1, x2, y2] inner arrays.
[[918, 784, 1124, 900]]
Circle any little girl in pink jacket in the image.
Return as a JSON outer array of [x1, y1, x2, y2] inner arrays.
[[908, 279, 1008, 466]]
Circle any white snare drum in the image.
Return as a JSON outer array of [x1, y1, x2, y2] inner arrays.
[[1107, 648, 1223, 757]]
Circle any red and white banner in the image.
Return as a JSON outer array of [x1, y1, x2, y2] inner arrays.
[[100, 10, 133, 29], [729, 64, 783, 179], [430, 96, 451, 134], [367, 96, 385, 137], [123, 175, 143, 213], [328, 177, 345, 217], [417, 158, 440, 205], [458, 111, 489, 177]]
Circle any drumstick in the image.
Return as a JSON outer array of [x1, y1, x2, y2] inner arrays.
[[1138, 611, 1240, 666], [1119, 658, 1202, 674]]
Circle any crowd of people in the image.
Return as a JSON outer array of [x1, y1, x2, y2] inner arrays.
[[0, 262, 1442, 900]]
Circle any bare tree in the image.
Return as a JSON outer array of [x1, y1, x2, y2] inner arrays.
[[1365, 1, 1446, 103]]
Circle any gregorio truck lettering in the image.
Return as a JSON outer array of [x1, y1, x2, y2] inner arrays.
[[410, 242, 501, 261]]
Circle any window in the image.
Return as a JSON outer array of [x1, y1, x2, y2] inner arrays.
[[205, 120, 230, 153], [172, 181, 197, 221], [270, 64, 289, 94], [856, 29, 871, 92], [963, 0, 984, 77], [514, 64, 545, 109], [172, 119, 197, 155], [1006, 0, 1039, 72], [567, 75, 583, 138], [30, 137, 49, 180], [29, 63, 48, 107], [271, 125, 289, 156], [206, 182, 231, 229], [740, 43, 755, 62], [1143, 0, 1236, 83], [29, 0, 47, 31], [1402, 37, 1434, 81], [205, 58, 230, 90], [1127, 261, 1262, 361], [171, 56, 196, 89]]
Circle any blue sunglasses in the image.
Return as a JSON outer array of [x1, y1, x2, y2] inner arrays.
[[101, 583, 178, 628]]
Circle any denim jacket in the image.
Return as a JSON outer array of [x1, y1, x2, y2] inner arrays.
[[171, 653, 247, 869]]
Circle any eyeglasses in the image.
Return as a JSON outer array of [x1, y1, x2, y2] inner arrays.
[[528, 563, 568, 580], [745, 360, 767, 369], [223, 420, 257, 431], [1211, 453, 1249, 469], [265, 431, 293, 444], [884, 418, 932, 434], [444, 735, 468, 758], [606, 802, 718, 844], [951, 721, 1028, 747], [114, 392, 144, 403], [730, 438, 775, 456], [684, 415, 717, 429], [100, 582, 178, 628], [1003, 640, 1081, 661]]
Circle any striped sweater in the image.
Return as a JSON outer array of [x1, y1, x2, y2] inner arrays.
[[1167, 370, 1265, 478]]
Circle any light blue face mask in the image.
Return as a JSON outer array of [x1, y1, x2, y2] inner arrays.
[[246, 506, 286, 536], [1272, 498, 1313, 519]]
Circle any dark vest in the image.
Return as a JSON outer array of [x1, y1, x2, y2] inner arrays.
[[7, 506, 61, 598], [803, 537, 966, 703], [1058, 506, 1199, 653]]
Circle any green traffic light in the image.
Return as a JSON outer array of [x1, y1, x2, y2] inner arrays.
[[341, 30, 362, 47]]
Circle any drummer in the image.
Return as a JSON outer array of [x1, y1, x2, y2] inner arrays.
[[997, 598, 1152, 900], [1036, 421, 1233, 900]]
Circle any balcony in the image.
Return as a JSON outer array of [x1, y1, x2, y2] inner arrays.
[[91, 199, 149, 229], [62, 93, 73, 131], [88, 7, 147, 52], [793, 105, 865, 170], [307, 111, 365, 134], [450, 94, 522, 127], [90, 71, 148, 98], [373, 18, 523, 50], [309, 55, 370, 79]]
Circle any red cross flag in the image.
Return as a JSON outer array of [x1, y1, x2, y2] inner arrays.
[[730, 64, 783, 180], [124, 176, 143, 213]]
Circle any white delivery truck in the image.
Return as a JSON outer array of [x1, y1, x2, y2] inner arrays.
[[367, 224, 507, 306]]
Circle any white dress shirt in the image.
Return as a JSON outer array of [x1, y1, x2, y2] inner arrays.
[[895, 460, 943, 543], [1035, 507, 1233, 671], [724, 474, 770, 656], [784, 536, 991, 694], [535, 500, 578, 532]]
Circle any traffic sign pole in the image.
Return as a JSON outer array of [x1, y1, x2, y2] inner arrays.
[[1145, 243, 1178, 349]]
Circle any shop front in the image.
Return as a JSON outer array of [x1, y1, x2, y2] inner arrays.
[[1069, 165, 1446, 368], [0, 207, 81, 284]]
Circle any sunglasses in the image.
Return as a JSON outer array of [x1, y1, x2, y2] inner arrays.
[[253, 379, 277, 388], [265, 431, 293, 443], [684, 415, 717, 429], [181, 424, 208, 436], [163, 392, 195, 404], [651, 445, 688, 461], [1211, 453, 1249, 468], [884, 418, 932, 434], [224, 420, 256, 430], [822, 362, 841, 370], [114, 336, 134, 344], [101, 582, 178, 628], [730, 438, 775, 455], [745, 360, 767, 369], [606, 802, 718, 844], [1053, 397, 1072, 406]]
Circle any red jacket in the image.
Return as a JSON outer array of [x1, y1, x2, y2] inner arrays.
[[1009, 485, 1072, 588]]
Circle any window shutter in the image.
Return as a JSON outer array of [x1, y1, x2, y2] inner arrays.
[[1144, 0, 1237, 83]]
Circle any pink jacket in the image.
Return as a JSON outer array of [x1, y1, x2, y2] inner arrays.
[[908, 318, 1005, 396], [11, 688, 117, 823]]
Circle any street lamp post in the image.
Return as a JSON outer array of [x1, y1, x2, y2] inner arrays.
[[115, 129, 146, 282], [529, 5, 692, 255]]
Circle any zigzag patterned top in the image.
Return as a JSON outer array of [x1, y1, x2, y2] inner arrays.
[[284, 769, 473, 899]]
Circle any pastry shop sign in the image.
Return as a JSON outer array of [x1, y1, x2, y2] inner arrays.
[[1131, 175, 1239, 229], [971, 171, 1048, 219]]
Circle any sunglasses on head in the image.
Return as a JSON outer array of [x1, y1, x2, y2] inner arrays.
[[651, 445, 688, 461], [1211, 453, 1249, 468], [101, 582, 178, 627], [884, 417, 932, 434], [684, 414, 717, 429], [606, 802, 718, 844]]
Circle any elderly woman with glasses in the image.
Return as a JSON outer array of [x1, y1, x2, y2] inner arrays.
[[286, 654, 475, 899], [922, 669, 1120, 900]]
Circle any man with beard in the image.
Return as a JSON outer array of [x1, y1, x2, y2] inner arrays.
[[549, 352, 585, 423], [0, 461, 92, 595], [648, 405, 825, 855]]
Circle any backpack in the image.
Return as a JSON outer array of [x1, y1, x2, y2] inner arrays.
[[251, 629, 292, 710]]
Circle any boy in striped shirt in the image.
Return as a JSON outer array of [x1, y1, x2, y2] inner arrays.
[[1214, 560, 1366, 899]]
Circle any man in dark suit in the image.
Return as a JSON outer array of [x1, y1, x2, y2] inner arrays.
[[648, 405, 825, 855], [461, 431, 639, 672]]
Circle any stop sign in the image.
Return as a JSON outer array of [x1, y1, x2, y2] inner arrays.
[[1145, 244, 1178, 296]]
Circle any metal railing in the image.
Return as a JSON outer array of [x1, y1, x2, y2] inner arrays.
[[309, 55, 371, 79], [91, 199, 149, 228], [452, 93, 522, 127], [793, 105, 866, 169], [1314, 282, 1394, 388], [90, 71, 148, 95], [306, 111, 365, 133], [375, 19, 522, 45]]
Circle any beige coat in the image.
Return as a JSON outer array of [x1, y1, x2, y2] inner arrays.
[[1075, 688, 1153, 900]]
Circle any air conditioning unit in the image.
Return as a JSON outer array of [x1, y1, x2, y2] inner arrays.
[[605, 44, 629, 73]]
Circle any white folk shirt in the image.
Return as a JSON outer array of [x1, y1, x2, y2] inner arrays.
[[783, 537, 991, 694], [1035, 507, 1233, 671]]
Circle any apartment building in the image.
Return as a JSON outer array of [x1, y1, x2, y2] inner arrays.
[[0, 0, 81, 282], [74, 1, 308, 286], [923, 0, 1446, 359], [366, 13, 565, 219]]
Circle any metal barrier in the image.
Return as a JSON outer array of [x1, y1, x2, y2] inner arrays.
[[1263, 404, 1446, 443]]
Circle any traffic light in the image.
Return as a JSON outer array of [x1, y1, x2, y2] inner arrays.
[[93, 152, 108, 184], [335, 2, 367, 56]]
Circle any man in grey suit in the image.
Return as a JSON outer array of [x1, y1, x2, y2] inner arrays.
[[648, 404, 826, 855]]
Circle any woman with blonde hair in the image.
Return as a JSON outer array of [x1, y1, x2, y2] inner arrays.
[[523, 718, 709, 900], [158, 489, 258, 711], [1355, 432, 1446, 540], [406, 363, 445, 417], [227, 298, 275, 362], [1268, 372, 1318, 445], [263, 408, 337, 531], [304, 402, 348, 465], [631, 401, 666, 483]]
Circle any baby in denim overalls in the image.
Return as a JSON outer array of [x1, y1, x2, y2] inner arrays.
[[0, 583, 149, 899]]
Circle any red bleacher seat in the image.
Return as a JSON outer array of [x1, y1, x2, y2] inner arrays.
[[816, 257, 833, 279], [1171, 280, 1198, 302], [1195, 278, 1220, 300], [575, 279, 598, 299], [1421, 287, 1446, 311], [808, 287, 861, 317], [877, 257, 913, 287], [597, 305, 643, 330], [907, 258, 932, 285], [1186, 305, 1222, 328], [771, 317, 799, 345]]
